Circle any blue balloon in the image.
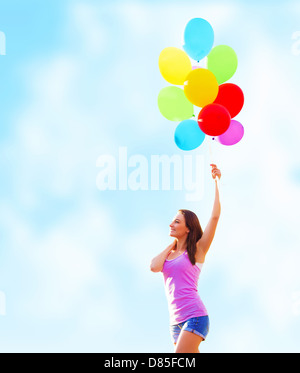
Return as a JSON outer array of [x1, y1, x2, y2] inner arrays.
[[183, 18, 214, 62], [174, 119, 205, 151]]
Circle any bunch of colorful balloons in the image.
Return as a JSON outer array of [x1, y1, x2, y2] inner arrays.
[[158, 18, 244, 151]]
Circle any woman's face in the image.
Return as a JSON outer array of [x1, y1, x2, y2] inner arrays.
[[169, 212, 189, 239]]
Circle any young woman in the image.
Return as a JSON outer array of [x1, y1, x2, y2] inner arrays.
[[150, 164, 221, 353]]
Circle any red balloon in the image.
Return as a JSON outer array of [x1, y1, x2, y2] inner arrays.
[[198, 103, 231, 136], [213, 83, 244, 118]]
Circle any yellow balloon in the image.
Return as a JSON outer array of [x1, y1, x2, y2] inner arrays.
[[159, 47, 192, 85], [184, 68, 219, 107]]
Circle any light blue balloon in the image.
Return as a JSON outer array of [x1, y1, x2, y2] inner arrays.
[[174, 119, 206, 151], [183, 18, 214, 62]]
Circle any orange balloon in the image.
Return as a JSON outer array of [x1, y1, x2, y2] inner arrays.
[[184, 68, 219, 107]]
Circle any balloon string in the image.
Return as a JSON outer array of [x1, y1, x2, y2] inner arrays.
[[208, 137, 220, 188], [208, 138, 220, 190], [208, 136, 214, 164]]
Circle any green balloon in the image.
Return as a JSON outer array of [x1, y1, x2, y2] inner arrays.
[[158, 86, 194, 121], [207, 45, 238, 84]]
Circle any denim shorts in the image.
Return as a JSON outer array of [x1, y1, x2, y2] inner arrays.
[[170, 316, 210, 344]]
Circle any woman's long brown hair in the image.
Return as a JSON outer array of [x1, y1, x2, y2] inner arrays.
[[177, 209, 203, 265]]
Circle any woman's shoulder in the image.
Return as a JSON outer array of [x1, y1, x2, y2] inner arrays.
[[166, 249, 186, 261]]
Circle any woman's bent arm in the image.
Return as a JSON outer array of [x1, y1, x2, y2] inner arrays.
[[150, 240, 176, 272]]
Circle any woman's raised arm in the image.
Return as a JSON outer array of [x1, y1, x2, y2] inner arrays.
[[196, 164, 221, 261]]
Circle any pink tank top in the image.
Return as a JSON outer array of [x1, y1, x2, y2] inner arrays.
[[162, 250, 208, 325]]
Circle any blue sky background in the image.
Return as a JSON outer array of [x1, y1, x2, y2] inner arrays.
[[0, 0, 300, 352]]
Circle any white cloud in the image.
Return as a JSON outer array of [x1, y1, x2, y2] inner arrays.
[[1, 2, 125, 332], [118, 1, 239, 43], [0, 198, 117, 319], [67, 1, 109, 56], [123, 222, 171, 289]]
